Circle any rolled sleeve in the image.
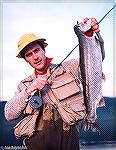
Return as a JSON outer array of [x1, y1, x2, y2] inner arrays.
[[4, 88, 30, 121]]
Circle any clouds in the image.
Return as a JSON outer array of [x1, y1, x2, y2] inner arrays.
[[1, 2, 115, 100]]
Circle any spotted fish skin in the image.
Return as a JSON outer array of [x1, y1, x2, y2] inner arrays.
[[74, 22, 105, 131]]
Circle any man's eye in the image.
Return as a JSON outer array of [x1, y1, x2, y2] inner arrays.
[[34, 48, 40, 53], [25, 52, 32, 57]]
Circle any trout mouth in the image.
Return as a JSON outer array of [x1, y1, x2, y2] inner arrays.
[[75, 21, 91, 33]]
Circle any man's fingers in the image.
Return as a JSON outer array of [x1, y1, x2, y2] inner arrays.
[[83, 17, 89, 23]]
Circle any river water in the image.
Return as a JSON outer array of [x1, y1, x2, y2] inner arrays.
[[80, 144, 116, 150]]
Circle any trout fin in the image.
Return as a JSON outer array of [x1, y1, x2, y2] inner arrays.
[[82, 119, 100, 134], [102, 72, 106, 81]]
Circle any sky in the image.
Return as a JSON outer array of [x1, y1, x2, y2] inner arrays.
[[0, 1, 115, 101]]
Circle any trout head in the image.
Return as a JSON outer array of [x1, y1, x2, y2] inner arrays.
[[74, 20, 92, 37]]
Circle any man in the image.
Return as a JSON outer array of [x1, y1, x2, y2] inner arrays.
[[5, 18, 100, 150]]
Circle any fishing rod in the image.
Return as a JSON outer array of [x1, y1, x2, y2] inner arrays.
[[49, 4, 116, 77], [29, 4, 116, 109], [98, 4, 116, 24]]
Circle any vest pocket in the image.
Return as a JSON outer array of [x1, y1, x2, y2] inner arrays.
[[51, 72, 81, 101]]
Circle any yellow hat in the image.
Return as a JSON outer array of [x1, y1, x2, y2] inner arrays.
[[16, 33, 48, 58]]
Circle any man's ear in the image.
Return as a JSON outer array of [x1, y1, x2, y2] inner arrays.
[[24, 58, 29, 63], [42, 49, 46, 53]]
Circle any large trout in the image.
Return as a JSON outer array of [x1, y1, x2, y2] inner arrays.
[[74, 21, 105, 132]]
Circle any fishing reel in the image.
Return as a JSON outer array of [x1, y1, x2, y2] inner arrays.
[[28, 92, 43, 109]]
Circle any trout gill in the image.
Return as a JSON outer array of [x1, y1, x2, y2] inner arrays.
[[74, 21, 105, 131]]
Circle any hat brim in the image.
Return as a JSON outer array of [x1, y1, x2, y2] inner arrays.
[[16, 38, 48, 58]]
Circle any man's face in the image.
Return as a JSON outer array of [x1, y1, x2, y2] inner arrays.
[[24, 43, 47, 73]]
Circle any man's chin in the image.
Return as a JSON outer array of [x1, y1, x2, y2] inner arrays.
[[35, 65, 45, 72]]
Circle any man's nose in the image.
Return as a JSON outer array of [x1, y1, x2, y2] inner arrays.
[[33, 52, 38, 60]]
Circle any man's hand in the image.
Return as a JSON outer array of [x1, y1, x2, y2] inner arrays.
[[83, 17, 100, 33], [26, 77, 49, 95]]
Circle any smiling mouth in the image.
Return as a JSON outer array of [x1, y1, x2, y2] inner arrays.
[[34, 61, 42, 65]]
